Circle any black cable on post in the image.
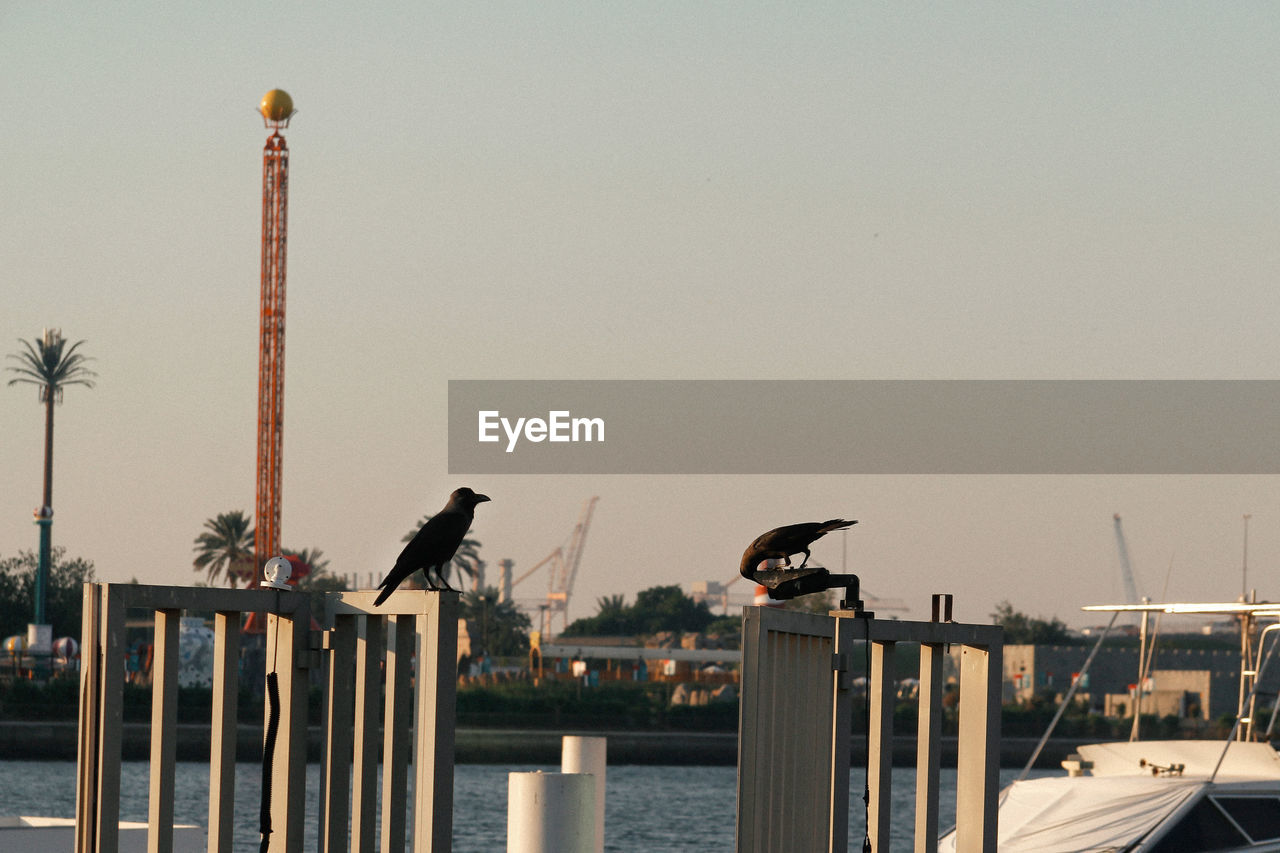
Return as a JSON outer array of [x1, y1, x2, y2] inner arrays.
[[862, 612, 872, 853], [260, 670, 280, 853]]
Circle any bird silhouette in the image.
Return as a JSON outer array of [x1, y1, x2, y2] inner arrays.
[[375, 487, 490, 604], [739, 518, 857, 580]]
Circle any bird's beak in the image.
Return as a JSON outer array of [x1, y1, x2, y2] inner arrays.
[[474, 494, 491, 503]]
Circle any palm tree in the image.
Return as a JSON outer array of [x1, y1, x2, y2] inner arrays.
[[460, 586, 532, 657], [281, 547, 338, 588], [596, 594, 627, 617], [193, 511, 255, 587], [284, 547, 348, 615], [403, 515, 483, 588], [6, 330, 96, 625], [284, 547, 330, 576], [593, 593, 631, 634]]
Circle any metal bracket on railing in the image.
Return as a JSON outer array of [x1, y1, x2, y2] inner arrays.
[[838, 575, 873, 619], [295, 630, 323, 670], [832, 651, 853, 690], [749, 566, 873, 617]]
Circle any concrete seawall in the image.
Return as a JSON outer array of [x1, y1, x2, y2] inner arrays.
[[0, 720, 1089, 768]]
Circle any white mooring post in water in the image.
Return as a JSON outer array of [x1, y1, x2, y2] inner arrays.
[[506, 772, 596, 853], [561, 735, 607, 853], [736, 596, 1002, 853]]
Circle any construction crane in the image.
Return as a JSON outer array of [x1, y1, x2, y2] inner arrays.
[[1112, 513, 1141, 605], [1114, 513, 1158, 742], [509, 497, 599, 635]]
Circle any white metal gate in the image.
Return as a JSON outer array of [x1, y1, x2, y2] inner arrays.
[[74, 583, 458, 853], [319, 590, 458, 853], [736, 605, 1002, 853]]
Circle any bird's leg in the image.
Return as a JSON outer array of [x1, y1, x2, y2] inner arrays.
[[796, 550, 811, 569], [436, 566, 455, 592]]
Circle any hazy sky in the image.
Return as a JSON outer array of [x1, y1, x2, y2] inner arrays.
[[2, 3, 1277, 631]]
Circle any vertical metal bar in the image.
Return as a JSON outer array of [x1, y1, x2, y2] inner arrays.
[[765, 621, 785, 849], [318, 630, 331, 850], [827, 621, 855, 853], [753, 616, 770, 850], [209, 612, 240, 853], [797, 633, 812, 849], [96, 584, 127, 853], [75, 582, 102, 853], [956, 644, 1001, 853], [914, 644, 945, 853], [382, 614, 415, 852], [267, 596, 310, 853], [148, 609, 180, 853], [351, 615, 384, 853], [867, 640, 896, 853], [735, 607, 764, 853], [772, 631, 790, 850], [323, 614, 357, 853], [788, 633, 803, 851], [805, 631, 829, 852], [414, 592, 458, 852]]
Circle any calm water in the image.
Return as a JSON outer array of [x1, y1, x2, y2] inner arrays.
[[0, 760, 1046, 851]]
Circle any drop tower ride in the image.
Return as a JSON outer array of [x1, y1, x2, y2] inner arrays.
[[254, 89, 294, 586]]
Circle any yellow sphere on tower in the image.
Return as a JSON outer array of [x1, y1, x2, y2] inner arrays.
[[259, 89, 294, 122]]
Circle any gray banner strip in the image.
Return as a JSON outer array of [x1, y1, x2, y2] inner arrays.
[[447, 380, 1280, 474]]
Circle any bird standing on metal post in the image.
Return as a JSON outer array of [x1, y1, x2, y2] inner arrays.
[[739, 518, 857, 580], [375, 487, 491, 604]]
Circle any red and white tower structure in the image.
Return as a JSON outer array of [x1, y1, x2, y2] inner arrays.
[[254, 89, 294, 586]]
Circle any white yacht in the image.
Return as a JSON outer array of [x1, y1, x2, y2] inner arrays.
[[941, 601, 1280, 852]]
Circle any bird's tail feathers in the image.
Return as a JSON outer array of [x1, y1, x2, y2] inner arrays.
[[819, 518, 857, 533], [373, 584, 393, 607]]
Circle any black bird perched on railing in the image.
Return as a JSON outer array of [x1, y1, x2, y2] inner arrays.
[[739, 518, 857, 580], [375, 487, 491, 604]]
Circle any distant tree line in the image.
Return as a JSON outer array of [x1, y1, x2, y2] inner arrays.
[[0, 548, 94, 641], [460, 587, 532, 657], [991, 599, 1073, 644], [562, 585, 716, 637]]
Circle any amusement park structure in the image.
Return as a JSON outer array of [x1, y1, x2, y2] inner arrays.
[[253, 89, 295, 586]]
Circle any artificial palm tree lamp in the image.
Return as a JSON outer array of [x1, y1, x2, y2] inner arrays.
[[5, 329, 96, 640]]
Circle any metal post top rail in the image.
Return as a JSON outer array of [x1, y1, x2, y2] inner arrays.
[[83, 582, 459, 620], [87, 582, 308, 614], [828, 611, 1003, 648], [746, 602, 1003, 648], [323, 588, 459, 622]]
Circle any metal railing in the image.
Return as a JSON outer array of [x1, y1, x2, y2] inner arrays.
[[74, 583, 458, 853], [320, 590, 458, 853], [736, 603, 1003, 853]]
